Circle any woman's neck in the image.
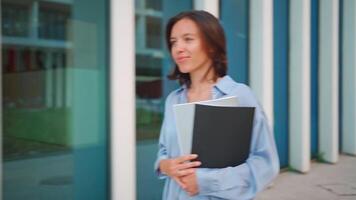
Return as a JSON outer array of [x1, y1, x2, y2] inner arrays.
[[189, 67, 215, 92], [187, 69, 220, 102]]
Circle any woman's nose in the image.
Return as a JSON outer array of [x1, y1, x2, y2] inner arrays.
[[174, 41, 185, 53]]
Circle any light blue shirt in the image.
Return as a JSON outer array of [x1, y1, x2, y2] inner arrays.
[[154, 75, 280, 200]]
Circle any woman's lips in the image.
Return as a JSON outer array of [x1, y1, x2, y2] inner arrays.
[[176, 56, 190, 63]]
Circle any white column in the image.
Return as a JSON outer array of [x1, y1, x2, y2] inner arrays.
[[194, 0, 219, 18], [319, 0, 339, 163], [342, 0, 356, 155], [249, 0, 274, 129], [289, 0, 311, 172], [111, 0, 136, 200]]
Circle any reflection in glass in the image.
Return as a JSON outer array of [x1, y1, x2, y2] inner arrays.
[[135, 0, 193, 199], [146, 0, 162, 11], [2, 0, 109, 199], [136, 1, 166, 199], [135, 0, 164, 142], [1, 3, 29, 37], [146, 16, 162, 49], [39, 2, 70, 40]]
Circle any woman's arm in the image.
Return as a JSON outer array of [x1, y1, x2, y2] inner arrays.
[[154, 113, 201, 188], [154, 92, 201, 182], [154, 92, 175, 178], [154, 115, 169, 179]]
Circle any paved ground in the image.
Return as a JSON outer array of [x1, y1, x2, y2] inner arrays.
[[256, 154, 356, 200], [3, 141, 355, 200]]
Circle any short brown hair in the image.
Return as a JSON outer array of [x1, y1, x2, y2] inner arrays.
[[166, 10, 227, 87]]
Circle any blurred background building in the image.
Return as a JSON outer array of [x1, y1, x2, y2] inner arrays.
[[0, 0, 355, 200]]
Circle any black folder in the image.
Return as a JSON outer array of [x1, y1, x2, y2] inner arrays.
[[191, 104, 255, 168]]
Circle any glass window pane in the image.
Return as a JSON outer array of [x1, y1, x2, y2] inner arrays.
[[145, 16, 162, 49], [1, 3, 30, 37], [136, 54, 162, 77], [146, 0, 162, 11], [135, 1, 193, 199], [39, 2, 70, 40], [220, 0, 249, 83], [2, 0, 109, 199]]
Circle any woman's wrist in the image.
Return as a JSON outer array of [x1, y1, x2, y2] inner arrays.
[[159, 159, 168, 175]]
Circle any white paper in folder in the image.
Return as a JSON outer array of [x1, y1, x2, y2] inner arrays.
[[173, 96, 239, 156]]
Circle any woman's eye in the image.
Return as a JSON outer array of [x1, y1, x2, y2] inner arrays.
[[170, 40, 176, 46], [185, 38, 193, 42]]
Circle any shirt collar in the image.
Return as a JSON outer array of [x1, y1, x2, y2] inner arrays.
[[176, 84, 186, 94], [213, 75, 235, 95], [176, 75, 235, 95]]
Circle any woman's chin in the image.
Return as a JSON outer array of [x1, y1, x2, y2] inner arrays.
[[177, 67, 192, 74]]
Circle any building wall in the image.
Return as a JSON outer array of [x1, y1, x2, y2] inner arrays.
[[1, 0, 355, 199]]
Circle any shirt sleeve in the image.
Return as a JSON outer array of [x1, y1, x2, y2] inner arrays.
[[195, 106, 280, 199], [153, 93, 173, 179], [154, 115, 169, 179]]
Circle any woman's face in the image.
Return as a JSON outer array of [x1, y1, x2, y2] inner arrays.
[[170, 18, 212, 75]]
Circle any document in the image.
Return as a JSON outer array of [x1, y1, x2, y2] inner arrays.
[[192, 104, 255, 168], [173, 96, 238, 156], [173, 96, 255, 168]]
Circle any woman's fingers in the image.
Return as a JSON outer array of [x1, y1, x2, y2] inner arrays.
[[173, 177, 187, 189], [172, 155, 201, 177], [160, 155, 201, 178], [176, 168, 195, 177], [174, 161, 201, 177], [176, 154, 198, 163], [177, 161, 201, 170]]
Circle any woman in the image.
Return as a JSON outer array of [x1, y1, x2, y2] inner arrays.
[[154, 10, 279, 200]]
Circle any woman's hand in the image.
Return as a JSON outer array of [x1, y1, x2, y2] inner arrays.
[[159, 154, 201, 189], [181, 172, 199, 196]]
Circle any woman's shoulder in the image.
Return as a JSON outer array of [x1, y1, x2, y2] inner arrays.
[[217, 75, 249, 90], [229, 81, 251, 93], [219, 76, 268, 120], [220, 76, 259, 107], [164, 87, 184, 105]]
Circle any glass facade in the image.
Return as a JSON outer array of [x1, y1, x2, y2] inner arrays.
[[220, 0, 249, 84], [2, 3, 29, 37], [135, 0, 192, 199], [1, 0, 109, 199]]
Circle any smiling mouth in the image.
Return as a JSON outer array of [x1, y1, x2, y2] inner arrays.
[[176, 57, 190, 63]]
